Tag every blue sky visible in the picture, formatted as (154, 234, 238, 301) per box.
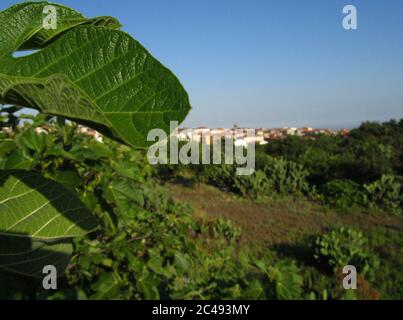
(2, 0, 403, 128)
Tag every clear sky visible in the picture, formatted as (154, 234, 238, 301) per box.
(2, 0, 403, 128)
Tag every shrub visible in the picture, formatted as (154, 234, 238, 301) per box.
(364, 175, 402, 214)
(313, 227, 379, 279)
(321, 179, 366, 210)
(202, 163, 236, 191)
(232, 157, 311, 199)
(263, 157, 310, 195)
(233, 169, 271, 198)
(254, 258, 304, 300)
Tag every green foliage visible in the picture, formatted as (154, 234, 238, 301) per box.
(313, 227, 379, 278)
(0, 114, 401, 299)
(263, 120, 403, 214)
(0, 0, 191, 280)
(364, 175, 402, 215)
(262, 156, 310, 195)
(174, 153, 311, 200)
(0, 170, 98, 239)
(155, 121, 402, 215)
(253, 258, 304, 300)
(366, 228, 403, 299)
(233, 169, 270, 198)
(202, 163, 237, 192)
(321, 179, 365, 210)
(0, 170, 98, 278)
(0, 115, 309, 299)
(0, 2, 190, 148)
(0, 2, 401, 299)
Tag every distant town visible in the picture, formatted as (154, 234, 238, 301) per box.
(174, 125, 350, 146)
(1, 124, 350, 146)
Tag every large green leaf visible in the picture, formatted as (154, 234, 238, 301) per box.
(0, 234, 72, 278)
(0, 2, 191, 148)
(0, 170, 98, 240)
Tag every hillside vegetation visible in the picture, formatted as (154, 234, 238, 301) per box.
(0, 114, 401, 300)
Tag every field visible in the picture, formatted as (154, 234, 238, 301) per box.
(166, 181, 402, 246)
(166, 178, 403, 300)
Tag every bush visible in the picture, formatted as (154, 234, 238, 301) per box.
(253, 258, 304, 300)
(263, 157, 310, 195)
(364, 175, 402, 214)
(233, 169, 270, 198)
(313, 227, 379, 279)
(321, 179, 366, 210)
(202, 163, 236, 191)
(203, 156, 311, 199)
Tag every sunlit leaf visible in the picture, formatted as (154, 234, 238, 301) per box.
(0, 2, 191, 148)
